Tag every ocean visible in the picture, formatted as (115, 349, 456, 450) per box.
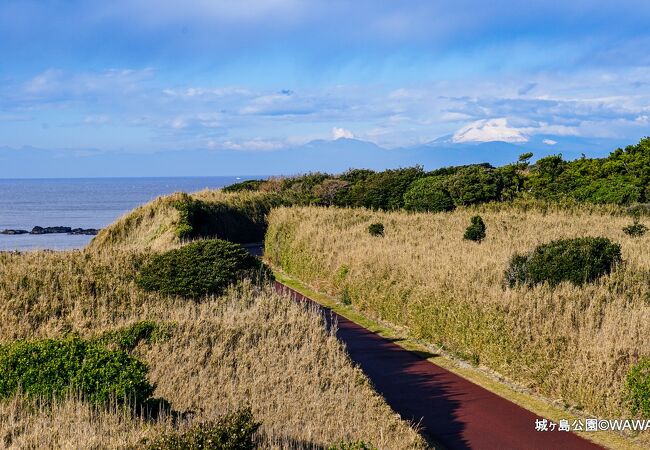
(0, 177, 252, 251)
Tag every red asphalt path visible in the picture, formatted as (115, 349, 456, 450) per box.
(274, 281, 603, 450)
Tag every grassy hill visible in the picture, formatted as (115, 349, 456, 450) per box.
(265, 204, 650, 425)
(1, 219, 425, 448)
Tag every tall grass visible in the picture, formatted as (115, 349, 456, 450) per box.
(0, 248, 425, 449)
(265, 205, 650, 419)
(89, 190, 294, 252)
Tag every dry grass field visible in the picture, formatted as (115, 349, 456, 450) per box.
(0, 245, 426, 449)
(265, 205, 650, 420)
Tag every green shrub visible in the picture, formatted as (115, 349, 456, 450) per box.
(505, 237, 622, 287)
(463, 216, 486, 242)
(94, 321, 174, 352)
(623, 221, 648, 237)
(0, 337, 154, 405)
(447, 166, 502, 206)
(136, 408, 260, 450)
(137, 239, 272, 298)
(626, 358, 650, 417)
(222, 179, 264, 193)
(403, 176, 455, 212)
(367, 223, 384, 237)
(172, 194, 286, 244)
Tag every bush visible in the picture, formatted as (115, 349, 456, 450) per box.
(222, 179, 264, 193)
(463, 216, 486, 242)
(94, 321, 174, 352)
(626, 358, 650, 417)
(446, 166, 502, 206)
(137, 240, 272, 298)
(623, 221, 648, 237)
(0, 337, 154, 405)
(505, 237, 622, 287)
(367, 223, 384, 237)
(137, 408, 260, 450)
(403, 177, 455, 212)
(339, 167, 425, 210)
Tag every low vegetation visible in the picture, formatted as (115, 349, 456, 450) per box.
(367, 223, 384, 237)
(134, 408, 260, 450)
(463, 215, 486, 242)
(136, 239, 271, 298)
(505, 237, 622, 287)
(0, 248, 425, 449)
(623, 220, 648, 237)
(0, 336, 154, 406)
(626, 358, 650, 418)
(265, 205, 650, 422)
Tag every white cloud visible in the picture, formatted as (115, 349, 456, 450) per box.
(543, 139, 558, 145)
(83, 114, 112, 125)
(212, 138, 286, 152)
(331, 127, 354, 139)
(452, 118, 528, 143)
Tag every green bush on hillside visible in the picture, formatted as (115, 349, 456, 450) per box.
(222, 179, 264, 193)
(94, 321, 174, 352)
(136, 239, 272, 298)
(0, 337, 154, 405)
(623, 221, 648, 237)
(463, 216, 486, 242)
(136, 408, 260, 450)
(338, 167, 425, 210)
(626, 358, 650, 417)
(403, 176, 455, 212)
(367, 223, 384, 237)
(447, 166, 502, 206)
(505, 237, 622, 287)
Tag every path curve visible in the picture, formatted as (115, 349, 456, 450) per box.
(275, 281, 603, 450)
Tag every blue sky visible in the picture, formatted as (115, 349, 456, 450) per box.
(1, 1, 649, 176)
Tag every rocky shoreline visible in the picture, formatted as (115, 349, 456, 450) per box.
(0, 226, 100, 236)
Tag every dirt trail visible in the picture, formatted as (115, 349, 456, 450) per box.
(275, 281, 603, 450)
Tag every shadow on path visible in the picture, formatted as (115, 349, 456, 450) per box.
(275, 281, 603, 450)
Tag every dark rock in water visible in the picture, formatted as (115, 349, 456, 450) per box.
(31, 226, 72, 234)
(2, 226, 99, 236)
(68, 228, 100, 235)
(0, 229, 29, 235)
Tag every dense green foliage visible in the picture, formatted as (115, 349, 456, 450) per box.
(0, 337, 154, 405)
(505, 237, 622, 287)
(223, 137, 650, 209)
(626, 358, 650, 417)
(221, 179, 264, 193)
(137, 240, 271, 298)
(463, 216, 486, 242)
(172, 194, 288, 243)
(367, 223, 384, 237)
(447, 166, 502, 206)
(403, 176, 455, 212)
(136, 408, 260, 450)
(337, 167, 426, 210)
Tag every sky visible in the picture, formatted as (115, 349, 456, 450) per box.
(1, 0, 649, 176)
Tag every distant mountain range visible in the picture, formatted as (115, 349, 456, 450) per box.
(0, 135, 633, 178)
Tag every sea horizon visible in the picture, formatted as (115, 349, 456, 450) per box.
(0, 176, 256, 251)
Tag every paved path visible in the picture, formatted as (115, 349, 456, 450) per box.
(275, 281, 603, 450)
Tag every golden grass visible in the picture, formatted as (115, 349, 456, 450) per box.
(88, 190, 286, 253)
(0, 248, 426, 449)
(265, 205, 650, 421)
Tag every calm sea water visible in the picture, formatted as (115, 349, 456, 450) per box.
(0, 177, 252, 251)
